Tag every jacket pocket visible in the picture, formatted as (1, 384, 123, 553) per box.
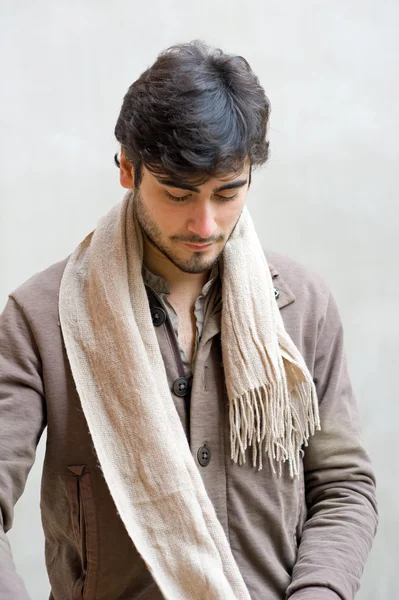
(67, 465, 99, 600)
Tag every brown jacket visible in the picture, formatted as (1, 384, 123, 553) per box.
(0, 250, 378, 600)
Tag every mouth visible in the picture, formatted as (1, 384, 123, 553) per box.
(181, 242, 214, 252)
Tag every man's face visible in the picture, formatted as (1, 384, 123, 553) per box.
(133, 164, 250, 274)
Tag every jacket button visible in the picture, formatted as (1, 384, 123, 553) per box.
(173, 377, 190, 397)
(197, 443, 211, 467)
(274, 288, 280, 299)
(151, 306, 166, 326)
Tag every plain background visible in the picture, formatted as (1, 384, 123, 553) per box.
(1, 1, 398, 598)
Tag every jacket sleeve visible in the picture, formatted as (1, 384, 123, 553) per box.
(286, 290, 378, 600)
(0, 296, 47, 599)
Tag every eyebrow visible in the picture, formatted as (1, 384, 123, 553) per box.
(156, 178, 248, 193)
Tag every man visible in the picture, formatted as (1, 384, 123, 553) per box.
(0, 41, 377, 600)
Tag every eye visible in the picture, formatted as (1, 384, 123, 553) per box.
(216, 193, 238, 201)
(165, 191, 191, 202)
(165, 191, 238, 202)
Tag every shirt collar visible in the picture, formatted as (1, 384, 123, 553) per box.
(142, 260, 220, 297)
(142, 255, 295, 311)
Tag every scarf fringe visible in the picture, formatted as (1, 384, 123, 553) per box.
(229, 379, 320, 476)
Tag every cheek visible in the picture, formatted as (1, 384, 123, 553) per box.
(219, 202, 245, 229)
(158, 205, 187, 237)
(145, 197, 174, 228)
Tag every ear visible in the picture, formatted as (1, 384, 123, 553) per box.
(119, 150, 135, 189)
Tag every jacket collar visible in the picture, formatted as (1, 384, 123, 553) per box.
(268, 262, 296, 310)
(217, 252, 295, 311)
(197, 261, 296, 348)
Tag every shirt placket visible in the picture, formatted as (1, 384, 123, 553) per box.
(145, 285, 192, 446)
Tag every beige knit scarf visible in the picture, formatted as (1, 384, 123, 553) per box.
(59, 189, 320, 599)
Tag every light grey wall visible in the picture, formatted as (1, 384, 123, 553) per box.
(1, 1, 397, 598)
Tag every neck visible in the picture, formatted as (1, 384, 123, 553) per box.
(142, 235, 210, 301)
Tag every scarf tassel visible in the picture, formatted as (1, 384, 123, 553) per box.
(229, 379, 320, 476)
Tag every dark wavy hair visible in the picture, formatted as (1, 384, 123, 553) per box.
(114, 40, 271, 186)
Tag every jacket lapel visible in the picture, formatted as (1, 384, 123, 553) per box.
(268, 262, 296, 310)
(201, 261, 296, 346)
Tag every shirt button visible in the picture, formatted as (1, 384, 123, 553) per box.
(197, 443, 211, 467)
(173, 377, 190, 397)
(274, 288, 280, 300)
(151, 306, 166, 327)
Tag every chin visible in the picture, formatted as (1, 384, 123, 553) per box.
(174, 256, 216, 275)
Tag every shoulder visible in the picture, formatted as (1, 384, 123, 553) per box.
(265, 249, 332, 311)
(264, 250, 342, 370)
(9, 256, 70, 318)
(264, 250, 338, 346)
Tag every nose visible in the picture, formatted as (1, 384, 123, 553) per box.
(187, 202, 217, 240)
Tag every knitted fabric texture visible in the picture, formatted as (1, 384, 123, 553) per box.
(59, 190, 320, 599)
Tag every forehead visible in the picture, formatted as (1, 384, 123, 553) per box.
(146, 162, 250, 188)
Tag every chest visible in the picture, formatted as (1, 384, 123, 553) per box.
(168, 296, 197, 363)
(177, 307, 197, 362)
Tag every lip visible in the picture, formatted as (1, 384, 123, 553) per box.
(181, 242, 213, 251)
